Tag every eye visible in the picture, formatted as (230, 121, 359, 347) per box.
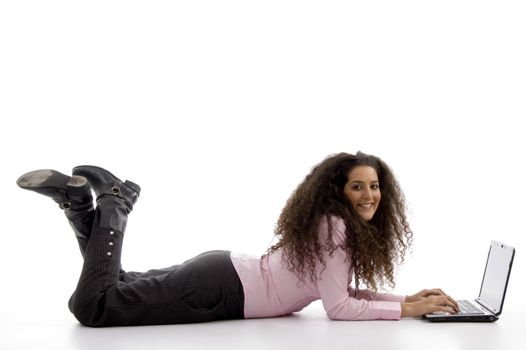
(371, 184, 380, 190)
(351, 184, 362, 191)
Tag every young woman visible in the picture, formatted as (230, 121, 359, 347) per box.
(16, 152, 458, 327)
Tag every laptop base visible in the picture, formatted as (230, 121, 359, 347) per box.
(424, 314, 498, 322)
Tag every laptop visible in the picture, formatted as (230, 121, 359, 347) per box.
(424, 240, 515, 322)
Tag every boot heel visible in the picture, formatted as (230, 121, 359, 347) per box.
(67, 176, 89, 188)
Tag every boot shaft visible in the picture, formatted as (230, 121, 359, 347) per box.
(72, 165, 140, 212)
(72, 165, 141, 233)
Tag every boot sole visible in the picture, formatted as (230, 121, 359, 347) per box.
(17, 169, 88, 189)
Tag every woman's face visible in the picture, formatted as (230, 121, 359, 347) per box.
(343, 165, 381, 221)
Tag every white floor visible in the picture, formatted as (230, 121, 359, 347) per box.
(2, 300, 525, 350)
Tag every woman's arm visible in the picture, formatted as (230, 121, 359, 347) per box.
(316, 217, 402, 320)
(348, 288, 458, 304)
(347, 287, 406, 303)
(317, 246, 403, 320)
(316, 218, 459, 319)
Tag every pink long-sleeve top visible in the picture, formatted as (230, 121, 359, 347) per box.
(230, 216, 405, 320)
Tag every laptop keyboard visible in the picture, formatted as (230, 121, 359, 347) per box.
(457, 300, 485, 315)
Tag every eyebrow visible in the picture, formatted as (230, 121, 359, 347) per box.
(351, 180, 379, 184)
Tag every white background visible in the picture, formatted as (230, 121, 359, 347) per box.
(1, 1, 525, 348)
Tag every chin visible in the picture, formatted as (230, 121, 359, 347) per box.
(359, 212, 377, 221)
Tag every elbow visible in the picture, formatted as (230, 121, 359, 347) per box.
(327, 312, 343, 321)
(326, 309, 338, 320)
(325, 307, 349, 321)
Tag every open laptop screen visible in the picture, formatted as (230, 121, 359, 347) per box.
(477, 241, 515, 315)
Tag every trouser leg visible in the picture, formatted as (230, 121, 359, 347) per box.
(69, 220, 244, 327)
(64, 207, 94, 257)
(67, 166, 139, 326)
(67, 195, 128, 326)
(68, 166, 244, 327)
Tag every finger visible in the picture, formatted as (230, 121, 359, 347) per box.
(431, 300, 457, 314)
(431, 288, 446, 296)
(446, 295, 460, 312)
(424, 288, 446, 297)
(440, 297, 459, 313)
(436, 306, 454, 314)
(444, 304, 458, 314)
(431, 295, 457, 310)
(431, 290, 460, 311)
(436, 293, 459, 311)
(428, 295, 446, 303)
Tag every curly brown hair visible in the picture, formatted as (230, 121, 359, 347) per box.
(268, 152, 412, 291)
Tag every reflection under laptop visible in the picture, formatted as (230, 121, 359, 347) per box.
(424, 240, 515, 322)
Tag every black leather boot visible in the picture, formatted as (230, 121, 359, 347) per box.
(68, 166, 140, 326)
(17, 169, 94, 256)
(72, 165, 140, 231)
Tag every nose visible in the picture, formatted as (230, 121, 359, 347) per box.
(362, 187, 373, 199)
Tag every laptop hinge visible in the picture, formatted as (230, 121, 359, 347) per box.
(475, 298, 497, 315)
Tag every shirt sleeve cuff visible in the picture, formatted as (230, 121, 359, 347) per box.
(372, 301, 402, 320)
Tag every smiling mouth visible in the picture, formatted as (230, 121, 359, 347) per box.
(357, 203, 374, 210)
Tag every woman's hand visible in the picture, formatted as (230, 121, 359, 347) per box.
(406, 288, 453, 303)
(401, 289, 459, 318)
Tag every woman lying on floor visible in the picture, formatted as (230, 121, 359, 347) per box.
(16, 152, 458, 327)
